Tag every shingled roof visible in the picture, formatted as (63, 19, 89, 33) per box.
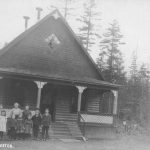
(0, 10, 119, 89)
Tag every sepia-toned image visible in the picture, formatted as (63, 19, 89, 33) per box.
(0, 0, 150, 149)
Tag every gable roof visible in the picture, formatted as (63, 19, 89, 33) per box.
(0, 9, 118, 89)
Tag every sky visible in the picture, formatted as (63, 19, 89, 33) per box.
(0, 0, 150, 71)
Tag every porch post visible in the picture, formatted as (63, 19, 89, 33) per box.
(34, 81, 47, 108)
(76, 86, 86, 112)
(112, 90, 118, 115)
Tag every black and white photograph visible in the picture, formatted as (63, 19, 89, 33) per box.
(0, 0, 150, 149)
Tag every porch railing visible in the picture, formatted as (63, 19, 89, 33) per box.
(79, 112, 114, 125)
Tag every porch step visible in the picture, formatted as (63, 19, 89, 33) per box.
(53, 100, 84, 140)
(56, 106, 70, 109)
(56, 112, 77, 116)
(56, 113, 78, 122)
(66, 122, 83, 139)
(56, 110, 70, 113)
(51, 121, 84, 140)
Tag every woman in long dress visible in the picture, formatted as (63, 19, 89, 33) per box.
(10, 103, 22, 119)
(10, 102, 23, 139)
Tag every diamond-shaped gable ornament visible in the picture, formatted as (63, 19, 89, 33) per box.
(45, 34, 60, 48)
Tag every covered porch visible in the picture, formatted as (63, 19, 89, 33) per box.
(0, 73, 119, 139)
(0, 75, 118, 117)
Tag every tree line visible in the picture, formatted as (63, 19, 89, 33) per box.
(53, 0, 150, 126)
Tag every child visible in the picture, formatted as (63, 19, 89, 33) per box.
(0, 105, 7, 140)
(22, 105, 31, 120)
(41, 109, 51, 141)
(32, 108, 41, 140)
(24, 114, 32, 139)
(7, 114, 17, 140)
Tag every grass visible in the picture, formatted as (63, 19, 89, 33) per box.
(1, 135, 150, 150)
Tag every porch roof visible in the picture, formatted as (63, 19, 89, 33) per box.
(0, 67, 119, 90)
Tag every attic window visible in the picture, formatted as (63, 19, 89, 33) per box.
(45, 34, 60, 48)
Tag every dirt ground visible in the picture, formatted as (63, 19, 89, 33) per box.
(0, 135, 150, 150)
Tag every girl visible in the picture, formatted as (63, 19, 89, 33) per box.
(32, 108, 41, 140)
(0, 105, 7, 140)
(41, 108, 51, 141)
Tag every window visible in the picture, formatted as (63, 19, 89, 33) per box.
(45, 34, 60, 49)
(101, 91, 114, 114)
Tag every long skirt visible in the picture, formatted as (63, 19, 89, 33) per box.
(16, 120, 24, 133)
(24, 124, 32, 134)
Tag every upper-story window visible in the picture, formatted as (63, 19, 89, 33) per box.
(45, 34, 60, 49)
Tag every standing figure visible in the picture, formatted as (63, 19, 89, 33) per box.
(22, 105, 31, 120)
(41, 108, 51, 141)
(24, 114, 33, 139)
(32, 108, 41, 140)
(7, 114, 17, 140)
(0, 104, 7, 140)
(10, 102, 22, 119)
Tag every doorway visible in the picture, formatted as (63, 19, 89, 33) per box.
(40, 84, 57, 121)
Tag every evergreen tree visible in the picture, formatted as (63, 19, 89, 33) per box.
(62, 0, 78, 20)
(125, 62, 150, 123)
(49, 0, 77, 20)
(130, 49, 138, 83)
(97, 19, 126, 84)
(138, 63, 150, 126)
(77, 0, 101, 52)
(138, 63, 150, 80)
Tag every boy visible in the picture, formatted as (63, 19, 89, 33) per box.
(24, 114, 32, 139)
(22, 105, 31, 120)
(41, 109, 51, 141)
(32, 108, 41, 140)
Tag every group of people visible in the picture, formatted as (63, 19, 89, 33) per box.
(0, 102, 51, 141)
